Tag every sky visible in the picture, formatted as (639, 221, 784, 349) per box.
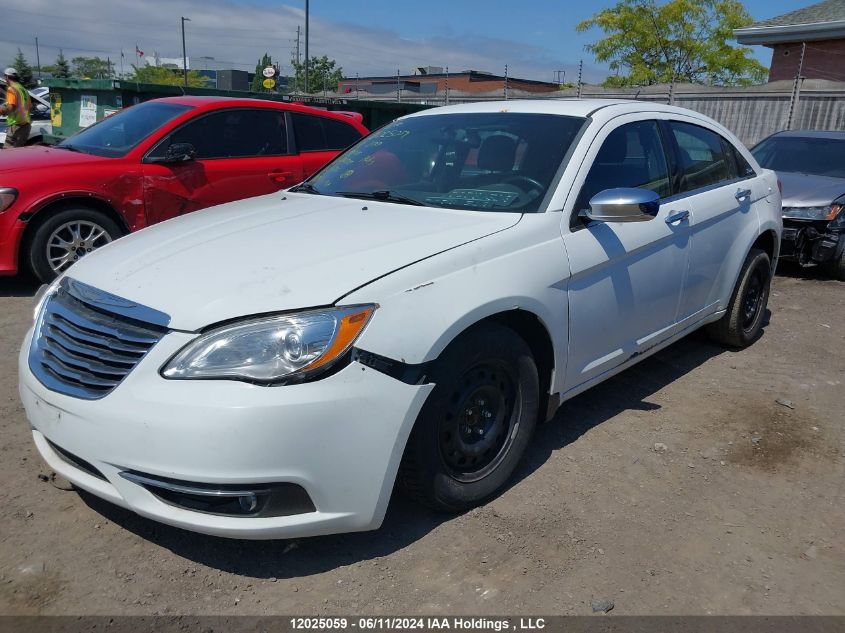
(1, 0, 809, 85)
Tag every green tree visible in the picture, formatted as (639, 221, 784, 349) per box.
(576, 0, 767, 86)
(290, 55, 343, 94)
(71, 56, 115, 79)
(43, 50, 71, 79)
(251, 53, 276, 92)
(10, 48, 35, 88)
(128, 64, 209, 88)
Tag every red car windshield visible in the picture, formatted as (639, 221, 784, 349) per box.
(58, 101, 192, 158)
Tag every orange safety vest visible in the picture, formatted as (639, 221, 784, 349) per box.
(5, 81, 31, 126)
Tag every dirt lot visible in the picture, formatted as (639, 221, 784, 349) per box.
(0, 266, 843, 616)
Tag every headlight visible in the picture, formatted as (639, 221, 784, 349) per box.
(161, 305, 376, 383)
(783, 203, 841, 221)
(0, 187, 17, 213)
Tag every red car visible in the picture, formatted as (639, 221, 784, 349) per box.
(0, 96, 368, 282)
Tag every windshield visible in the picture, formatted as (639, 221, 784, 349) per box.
(752, 136, 845, 179)
(58, 101, 192, 158)
(307, 112, 586, 212)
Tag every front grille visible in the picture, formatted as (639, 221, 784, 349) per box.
(29, 279, 169, 400)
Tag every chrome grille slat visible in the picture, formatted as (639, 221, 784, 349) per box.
(29, 279, 169, 400)
(46, 314, 149, 355)
(48, 299, 162, 345)
(43, 326, 138, 366)
(40, 342, 131, 377)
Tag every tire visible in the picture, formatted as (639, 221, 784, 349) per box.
(398, 323, 539, 512)
(822, 249, 845, 281)
(25, 207, 123, 283)
(706, 248, 772, 348)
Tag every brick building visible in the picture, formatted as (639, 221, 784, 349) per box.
(337, 68, 560, 96)
(734, 0, 845, 82)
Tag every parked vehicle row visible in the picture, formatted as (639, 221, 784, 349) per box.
(0, 97, 368, 282)
(18, 99, 781, 539)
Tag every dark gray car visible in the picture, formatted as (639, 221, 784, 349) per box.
(752, 130, 845, 279)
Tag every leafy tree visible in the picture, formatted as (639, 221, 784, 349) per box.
(290, 55, 343, 94)
(251, 53, 276, 92)
(128, 64, 209, 88)
(10, 48, 35, 88)
(71, 56, 115, 79)
(576, 0, 767, 86)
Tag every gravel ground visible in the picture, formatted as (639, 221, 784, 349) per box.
(0, 265, 843, 615)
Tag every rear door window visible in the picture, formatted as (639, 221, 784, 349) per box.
(292, 113, 362, 152)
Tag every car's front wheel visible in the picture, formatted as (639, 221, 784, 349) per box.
(399, 323, 539, 511)
(706, 248, 772, 348)
(26, 207, 122, 283)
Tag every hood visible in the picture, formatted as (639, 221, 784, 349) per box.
(777, 171, 845, 208)
(67, 192, 521, 330)
(0, 145, 108, 174)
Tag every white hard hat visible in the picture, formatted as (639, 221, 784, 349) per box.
(4, 67, 19, 78)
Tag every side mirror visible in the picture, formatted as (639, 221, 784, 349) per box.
(584, 188, 660, 223)
(148, 142, 196, 164)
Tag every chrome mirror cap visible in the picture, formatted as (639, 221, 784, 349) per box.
(585, 188, 660, 223)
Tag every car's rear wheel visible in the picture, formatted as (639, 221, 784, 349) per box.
(706, 248, 771, 348)
(398, 323, 539, 511)
(26, 208, 122, 283)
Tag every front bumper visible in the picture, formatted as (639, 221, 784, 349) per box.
(781, 219, 843, 266)
(19, 327, 433, 539)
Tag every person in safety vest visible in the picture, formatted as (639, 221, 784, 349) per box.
(1, 68, 32, 148)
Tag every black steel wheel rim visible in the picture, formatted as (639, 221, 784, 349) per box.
(438, 360, 519, 483)
(742, 266, 765, 331)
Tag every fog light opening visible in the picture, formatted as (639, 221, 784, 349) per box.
(239, 493, 259, 513)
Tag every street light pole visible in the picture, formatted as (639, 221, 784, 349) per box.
(304, 0, 309, 93)
(181, 16, 190, 89)
(35, 37, 42, 79)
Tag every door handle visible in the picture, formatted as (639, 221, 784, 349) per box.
(268, 170, 295, 183)
(665, 210, 690, 225)
(735, 188, 752, 201)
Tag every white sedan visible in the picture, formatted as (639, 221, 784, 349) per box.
(19, 100, 781, 539)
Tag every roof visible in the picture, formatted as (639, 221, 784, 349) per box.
(735, 0, 845, 45)
(147, 96, 367, 125)
(770, 129, 845, 140)
(404, 99, 729, 129)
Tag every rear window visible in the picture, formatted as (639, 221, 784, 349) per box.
(292, 113, 362, 152)
(752, 136, 845, 179)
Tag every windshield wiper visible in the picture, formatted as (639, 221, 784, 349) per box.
(55, 143, 85, 153)
(335, 190, 425, 206)
(290, 182, 321, 194)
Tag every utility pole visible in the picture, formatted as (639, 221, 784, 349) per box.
(397, 68, 401, 102)
(304, 0, 310, 93)
(181, 16, 190, 89)
(576, 59, 583, 98)
(504, 64, 509, 100)
(35, 37, 42, 79)
(355, 72, 359, 100)
(787, 42, 806, 130)
(295, 25, 301, 65)
(445, 66, 449, 105)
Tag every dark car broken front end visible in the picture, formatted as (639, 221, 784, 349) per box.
(780, 198, 845, 267)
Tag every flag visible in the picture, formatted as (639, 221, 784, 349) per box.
(135, 45, 144, 57)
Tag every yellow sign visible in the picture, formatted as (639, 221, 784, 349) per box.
(51, 94, 62, 127)
(262, 78, 276, 89)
